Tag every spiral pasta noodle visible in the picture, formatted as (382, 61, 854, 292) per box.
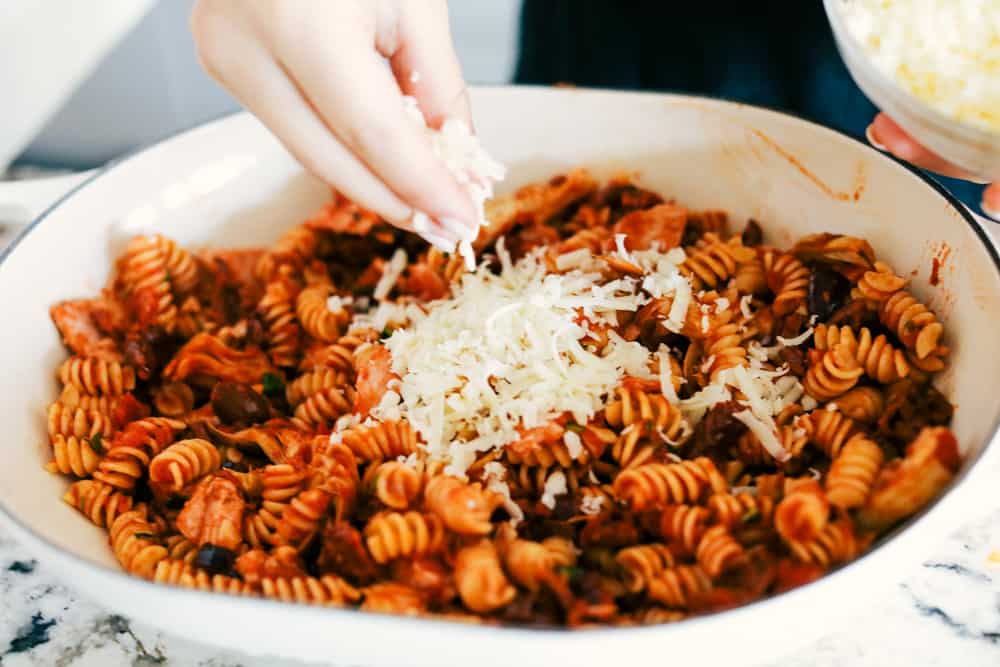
(775, 480, 830, 544)
(286, 368, 349, 406)
(813, 324, 909, 384)
(59, 357, 136, 396)
(364, 511, 445, 563)
(681, 234, 739, 289)
(454, 540, 517, 613)
(93, 418, 185, 491)
(613, 458, 724, 511)
(109, 510, 169, 579)
(832, 387, 884, 424)
(370, 461, 422, 509)
(338, 419, 418, 462)
(291, 386, 354, 430)
(803, 344, 863, 401)
(296, 284, 351, 343)
(825, 435, 884, 508)
(46, 435, 103, 478)
(707, 492, 774, 529)
(148, 438, 221, 493)
(695, 525, 745, 578)
(657, 504, 710, 554)
(647, 565, 713, 609)
(47, 402, 113, 442)
(40, 171, 961, 628)
(425, 475, 502, 535)
(261, 575, 361, 606)
(853, 261, 906, 306)
(616, 544, 676, 593)
(879, 290, 946, 362)
(120, 235, 177, 331)
(63, 479, 133, 528)
(762, 250, 810, 315)
(258, 275, 301, 368)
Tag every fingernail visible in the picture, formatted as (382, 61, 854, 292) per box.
(411, 211, 432, 234)
(441, 217, 479, 242)
(422, 229, 457, 252)
(865, 124, 887, 152)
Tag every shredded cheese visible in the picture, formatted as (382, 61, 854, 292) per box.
(402, 96, 506, 270)
(734, 409, 791, 463)
(580, 494, 605, 515)
(482, 461, 523, 524)
(540, 470, 568, 510)
(373, 249, 408, 302)
(375, 245, 671, 476)
(563, 430, 583, 460)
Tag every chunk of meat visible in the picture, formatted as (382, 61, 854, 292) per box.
(50, 299, 120, 358)
(857, 427, 959, 531)
(317, 521, 378, 584)
(612, 203, 688, 251)
(478, 168, 598, 249)
(353, 344, 397, 417)
(176, 475, 246, 550)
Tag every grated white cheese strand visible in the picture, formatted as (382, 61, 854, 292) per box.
(656, 345, 679, 404)
(540, 471, 568, 510)
(580, 494, 605, 515)
(563, 430, 583, 460)
(402, 96, 506, 270)
(733, 409, 790, 463)
(482, 462, 524, 524)
(776, 327, 814, 348)
(373, 249, 408, 302)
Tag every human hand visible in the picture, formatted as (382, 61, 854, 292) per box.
(191, 0, 478, 247)
(867, 113, 999, 219)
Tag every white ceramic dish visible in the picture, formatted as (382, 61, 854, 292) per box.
(824, 0, 1000, 182)
(1, 87, 1000, 667)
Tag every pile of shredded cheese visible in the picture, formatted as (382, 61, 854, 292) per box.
(403, 96, 507, 269)
(841, 0, 1000, 133)
(347, 237, 814, 479)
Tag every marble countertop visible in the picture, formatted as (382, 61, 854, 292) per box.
(1, 509, 998, 667)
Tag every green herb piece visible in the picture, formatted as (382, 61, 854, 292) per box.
(261, 372, 284, 397)
(558, 565, 583, 581)
(89, 433, 104, 454)
(741, 507, 761, 524)
(565, 423, 585, 433)
(380, 328, 393, 340)
(132, 532, 155, 540)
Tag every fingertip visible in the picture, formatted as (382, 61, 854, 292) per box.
(983, 184, 1000, 220)
(865, 124, 887, 152)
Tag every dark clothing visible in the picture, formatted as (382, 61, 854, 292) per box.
(515, 1, 981, 210)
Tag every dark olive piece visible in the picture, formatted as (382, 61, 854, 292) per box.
(741, 219, 764, 246)
(210, 382, 271, 425)
(194, 544, 236, 575)
(807, 267, 850, 320)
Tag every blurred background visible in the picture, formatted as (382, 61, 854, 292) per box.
(8, 0, 521, 170)
(1, 0, 986, 215)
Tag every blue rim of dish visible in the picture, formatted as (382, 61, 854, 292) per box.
(1, 86, 999, 637)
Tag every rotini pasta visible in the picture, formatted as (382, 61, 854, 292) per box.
(41, 172, 960, 627)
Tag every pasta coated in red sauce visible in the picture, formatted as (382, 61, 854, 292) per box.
(46, 170, 959, 626)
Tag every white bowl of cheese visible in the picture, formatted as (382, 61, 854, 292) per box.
(825, 0, 1000, 181)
